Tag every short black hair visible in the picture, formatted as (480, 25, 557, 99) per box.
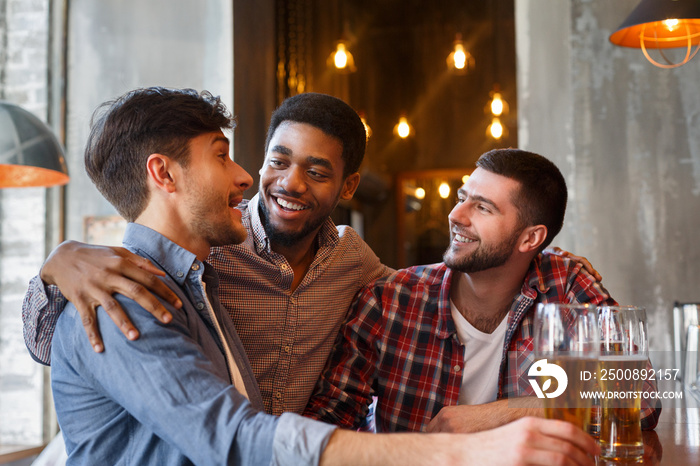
(264, 93, 366, 178)
(84, 87, 234, 221)
(476, 148, 567, 251)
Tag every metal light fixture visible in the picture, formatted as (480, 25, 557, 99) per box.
(0, 101, 69, 188)
(610, 0, 700, 69)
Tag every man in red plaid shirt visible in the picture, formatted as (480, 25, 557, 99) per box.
(304, 148, 661, 433)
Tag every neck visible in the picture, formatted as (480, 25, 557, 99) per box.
(449, 256, 533, 333)
(136, 206, 210, 262)
(270, 231, 320, 291)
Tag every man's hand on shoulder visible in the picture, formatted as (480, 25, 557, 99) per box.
(544, 247, 603, 282)
(41, 240, 181, 352)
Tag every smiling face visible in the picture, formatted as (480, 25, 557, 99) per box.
(258, 121, 359, 248)
(443, 167, 526, 273)
(180, 131, 253, 248)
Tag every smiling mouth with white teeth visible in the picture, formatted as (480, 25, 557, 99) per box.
(275, 197, 308, 211)
(454, 233, 477, 243)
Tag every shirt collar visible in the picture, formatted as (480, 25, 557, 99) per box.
(122, 222, 200, 287)
(246, 193, 340, 255)
(436, 264, 457, 340)
(522, 254, 550, 299)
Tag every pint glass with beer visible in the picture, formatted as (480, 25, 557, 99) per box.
(533, 303, 600, 432)
(598, 306, 648, 460)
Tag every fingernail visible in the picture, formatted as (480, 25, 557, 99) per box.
(127, 329, 138, 340)
(162, 313, 172, 323)
(94, 344, 104, 352)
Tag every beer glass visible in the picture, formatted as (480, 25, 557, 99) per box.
(533, 303, 599, 432)
(598, 305, 648, 460)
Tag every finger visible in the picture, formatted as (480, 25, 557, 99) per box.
(110, 277, 175, 323)
(582, 260, 602, 282)
(120, 249, 167, 276)
(523, 436, 595, 466)
(119, 263, 181, 312)
(98, 292, 140, 341)
(73, 298, 104, 353)
(536, 420, 600, 457)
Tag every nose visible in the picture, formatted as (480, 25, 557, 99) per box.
(448, 201, 470, 227)
(278, 165, 307, 195)
(231, 162, 253, 191)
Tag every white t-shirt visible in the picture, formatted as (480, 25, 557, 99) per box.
(450, 300, 508, 405)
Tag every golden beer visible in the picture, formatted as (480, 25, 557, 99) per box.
(598, 356, 646, 460)
(540, 356, 597, 432)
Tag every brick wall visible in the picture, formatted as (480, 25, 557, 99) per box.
(0, 0, 50, 446)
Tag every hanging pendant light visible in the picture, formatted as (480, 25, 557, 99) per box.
(394, 116, 413, 139)
(0, 101, 69, 188)
(328, 40, 357, 73)
(609, 0, 700, 69)
(486, 85, 509, 117)
(487, 117, 505, 140)
(446, 34, 475, 74)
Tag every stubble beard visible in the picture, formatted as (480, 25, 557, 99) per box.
(258, 196, 330, 248)
(443, 229, 521, 273)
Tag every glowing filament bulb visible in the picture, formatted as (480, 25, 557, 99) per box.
(489, 117, 504, 139)
(397, 117, 411, 138)
(461, 174, 470, 184)
(453, 44, 467, 70)
(415, 187, 426, 200)
(334, 43, 348, 69)
(663, 18, 680, 32)
(490, 93, 504, 116)
(438, 182, 451, 199)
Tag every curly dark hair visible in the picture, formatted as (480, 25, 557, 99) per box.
(264, 93, 366, 178)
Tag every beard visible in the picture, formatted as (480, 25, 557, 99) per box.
(443, 228, 522, 273)
(258, 196, 330, 248)
(185, 186, 247, 248)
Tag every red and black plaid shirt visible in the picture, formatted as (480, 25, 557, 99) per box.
(304, 254, 661, 432)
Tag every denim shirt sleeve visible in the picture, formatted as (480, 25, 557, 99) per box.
(22, 274, 66, 365)
(272, 413, 337, 466)
(52, 296, 284, 465)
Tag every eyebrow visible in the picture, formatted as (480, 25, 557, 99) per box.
(270, 144, 292, 156)
(213, 135, 230, 146)
(269, 145, 335, 171)
(457, 188, 501, 213)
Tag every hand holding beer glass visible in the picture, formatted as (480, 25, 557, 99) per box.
(533, 303, 600, 433)
(598, 305, 648, 460)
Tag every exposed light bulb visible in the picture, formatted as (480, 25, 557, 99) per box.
(415, 187, 426, 200)
(453, 44, 467, 70)
(490, 93, 504, 116)
(334, 43, 348, 69)
(438, 182, 451, 199)
(488, 117, 504, 139)
(663, 18, 680, 32)
(396, 117, 411, 138)
(461, 174, 470, 184)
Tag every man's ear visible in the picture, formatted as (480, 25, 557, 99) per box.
(518, 225, 548, 253)
(146, 153, 177, 193)
(340, 172, 361, 200)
